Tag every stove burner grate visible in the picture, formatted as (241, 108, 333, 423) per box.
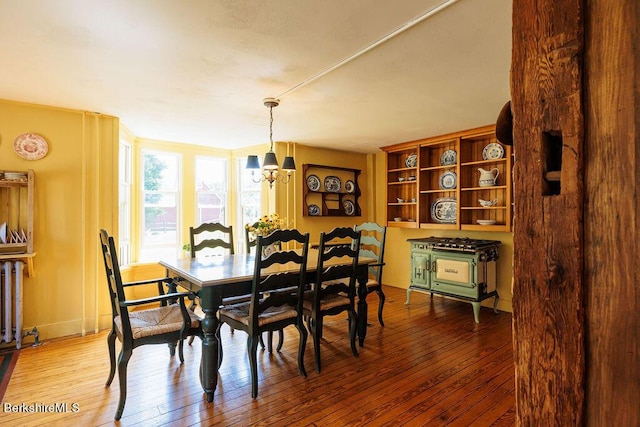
(422, 237, 501, 251)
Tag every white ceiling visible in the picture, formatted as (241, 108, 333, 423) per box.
(0, 0, 512, 153)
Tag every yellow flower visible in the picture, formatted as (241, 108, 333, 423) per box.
(245, 214, 286, 237)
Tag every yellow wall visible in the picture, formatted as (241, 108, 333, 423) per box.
(0, 99, 118, 341)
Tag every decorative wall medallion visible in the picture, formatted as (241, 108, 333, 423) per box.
(14, 133, 48, 160)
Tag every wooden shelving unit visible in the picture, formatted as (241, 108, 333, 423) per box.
(381, 125, 513, 232)
(0, 169, 35, 276)
(303, 164, 361, 217)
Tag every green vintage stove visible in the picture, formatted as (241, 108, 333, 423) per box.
(405, 237, 501, 323)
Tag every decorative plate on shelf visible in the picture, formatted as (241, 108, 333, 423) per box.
(13, 133, 48, 160)
(3, 172, 27, 181)
(405, 154, 418, 168)
(308, 204, 321, 216)
(306, 174, 321, 191)
(324, 175, 341, 192)
(344, 180, 355, 193)
(477, 219, 497, 225)
(431, 197, 457, 224)
(440, 149, 457, 166)
(482, 143, 505, 160)
(438, 171, 457, 189)
(343, 199, 355, 216)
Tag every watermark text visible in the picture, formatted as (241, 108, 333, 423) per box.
(3, 402, 80, 413)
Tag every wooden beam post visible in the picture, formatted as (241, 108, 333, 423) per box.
(584, 1, 640, 424)
(511, 0, 585, 424)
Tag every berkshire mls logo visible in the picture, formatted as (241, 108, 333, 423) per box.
(3, 402, 80, 413)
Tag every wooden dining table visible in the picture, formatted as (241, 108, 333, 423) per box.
(159, 249, 375, 402)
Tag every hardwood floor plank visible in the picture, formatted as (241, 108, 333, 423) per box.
(0, 287, 514, 426)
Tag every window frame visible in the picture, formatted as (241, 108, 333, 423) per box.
(138, 149, 182, 263)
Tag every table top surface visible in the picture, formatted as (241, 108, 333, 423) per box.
(159, 249, 375, 287)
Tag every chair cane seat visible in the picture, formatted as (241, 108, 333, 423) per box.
(220, 302, 297, 327)
(303, 290, 350, 312)
(115, 305, 201, 339)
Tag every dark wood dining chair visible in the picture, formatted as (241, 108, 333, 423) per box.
(245, 226, 257, 254)
(99, 229, 202, 420)
(190, 222, 235, 257)
(218, 229, 310, 398)
(245, 226, 285, 352)
(303, 226, 361, 373)
(354, 221, 387, 326)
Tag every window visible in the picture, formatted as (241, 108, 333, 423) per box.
(237, 158, 262, 253)
(195, 157, 228, 225)
(140, 151, 181, 262)
(118, 140, 132, 265)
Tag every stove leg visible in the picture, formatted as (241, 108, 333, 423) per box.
(471, 302, 481, 323)
(404, 288, 412, 305)
(493, 294, 500, 313)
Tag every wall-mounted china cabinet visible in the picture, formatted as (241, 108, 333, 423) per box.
(303, 164, 361, 217)
(382, 125, 513, 232)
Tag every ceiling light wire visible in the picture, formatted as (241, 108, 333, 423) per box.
(276, 0, 460, 99)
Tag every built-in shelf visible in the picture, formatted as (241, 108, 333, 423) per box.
(382, 125, 513, 231)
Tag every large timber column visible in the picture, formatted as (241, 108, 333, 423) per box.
(512, 0, 640, 425)
(511, 0, 585, 424)
(584, 1, 639, 425)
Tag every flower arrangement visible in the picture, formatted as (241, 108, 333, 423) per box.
(245, 213, 286, 238)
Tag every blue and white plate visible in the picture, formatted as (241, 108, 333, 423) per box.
(431, 198, 457, 224)
(343, 200, 355, 216)
(440, 149, 457, 166)
(482, 143, 504, 160)
(439, 171, 457, 189)
(306, 174, 321, 191)
(405, 154, 418, 168)
(344, 180, 355, 193)
(324, 176, 341, 192)
(308, 204, 320, 216)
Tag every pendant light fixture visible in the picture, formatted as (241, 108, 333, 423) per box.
(246, 98, 296, 188)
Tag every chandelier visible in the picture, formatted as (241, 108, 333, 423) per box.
(246, 98, 296, 188)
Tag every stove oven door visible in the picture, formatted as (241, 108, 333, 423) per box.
(430, 251, 479, 299)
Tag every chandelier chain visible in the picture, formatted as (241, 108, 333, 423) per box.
(269, 105, 274, 150)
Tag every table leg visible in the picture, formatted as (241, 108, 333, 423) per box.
(356, 266, 368, 347)
(198, 287, 219, 402)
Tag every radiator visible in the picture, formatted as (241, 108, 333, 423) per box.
(1, 260, 24, 349)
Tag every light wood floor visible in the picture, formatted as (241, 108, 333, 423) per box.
(0, 286, 515, 426)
